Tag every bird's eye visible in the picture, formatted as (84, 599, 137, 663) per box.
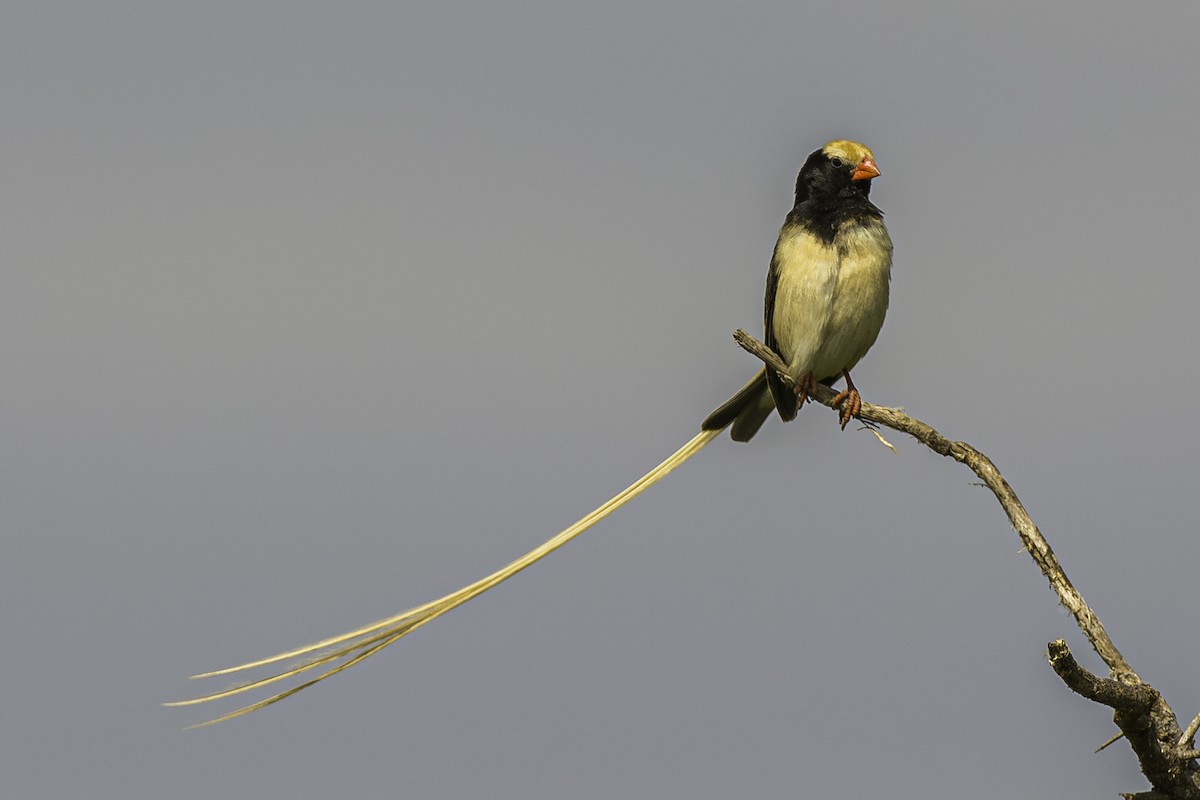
(830, 157, 846, 167)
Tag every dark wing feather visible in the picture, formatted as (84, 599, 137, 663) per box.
(763, 254, 798, 421)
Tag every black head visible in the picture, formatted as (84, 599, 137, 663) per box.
(793, 140, 880, 207)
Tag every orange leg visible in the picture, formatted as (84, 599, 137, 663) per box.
(794, 371, 817, 409)
(830, 370, 862, 430)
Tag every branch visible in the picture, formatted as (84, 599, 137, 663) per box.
(1048, 640, 1198, 794)
(732, 329, 1200, 797)
(734, 329, 1130, 676)
(1047, 640, 1156, 711)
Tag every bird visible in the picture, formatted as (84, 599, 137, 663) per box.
(702, 139, 892, 440)
(168, 139, 892, 725)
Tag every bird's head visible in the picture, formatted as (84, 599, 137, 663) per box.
(794, 140, 880, 205)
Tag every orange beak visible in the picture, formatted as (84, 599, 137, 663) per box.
(850, 157, 880, 181)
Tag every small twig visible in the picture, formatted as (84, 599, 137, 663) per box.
(862, 426, 896, 452)
(1097, 731, 1127, 753)
(1180, 711, 1200, 749)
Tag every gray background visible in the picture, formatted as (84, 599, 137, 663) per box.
(6, 2, 1200, 798)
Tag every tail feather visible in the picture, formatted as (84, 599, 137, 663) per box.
(167, 428, 724, 725)
(702, 368, 775, 442)
(730, 393, 775, 442)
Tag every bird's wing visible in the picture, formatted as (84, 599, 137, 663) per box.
(762, 254, 797, 421)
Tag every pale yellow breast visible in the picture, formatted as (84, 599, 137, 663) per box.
(817, 220, 892, 378)
(771, 219, 892, 382)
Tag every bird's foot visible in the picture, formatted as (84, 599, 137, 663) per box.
(831, 387, 862, 430)
(794, 372, 817, 407)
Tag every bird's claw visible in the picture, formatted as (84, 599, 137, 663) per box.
(794, 372, 817, 407)
(831, 388, 862, 430)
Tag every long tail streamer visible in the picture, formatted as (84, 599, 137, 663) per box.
(167, 427, 724, 725)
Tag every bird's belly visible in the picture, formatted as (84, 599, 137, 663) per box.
(810, 277, 888, 379)
(773, 221, 891, 382)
